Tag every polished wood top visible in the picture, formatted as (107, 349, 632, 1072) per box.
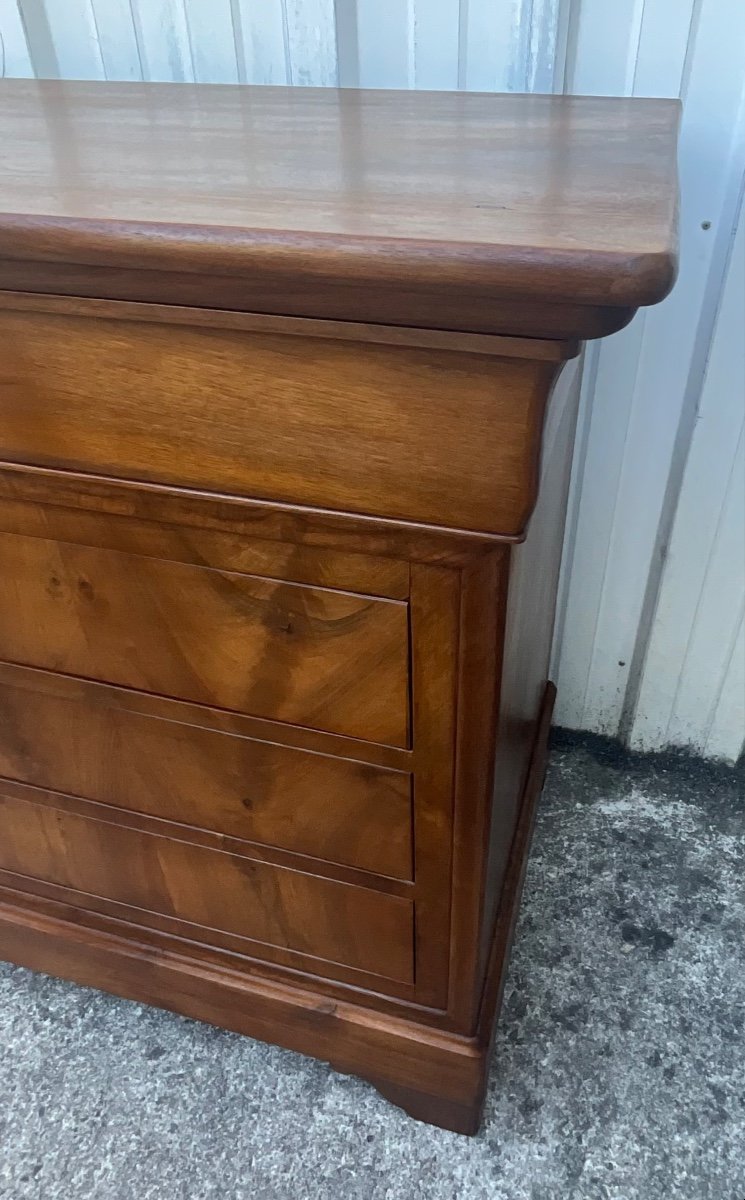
(0, 81, 679, 335)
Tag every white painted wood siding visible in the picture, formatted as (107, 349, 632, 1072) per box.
(1, 0, 742, 762)
(1, 0, 569, 91)
(553, 0, 745, 763)
(629, 191, 745, 761)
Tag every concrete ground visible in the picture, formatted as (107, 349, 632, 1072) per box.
(0, 734, 743, 1200)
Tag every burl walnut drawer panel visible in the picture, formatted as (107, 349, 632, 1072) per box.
(0, 667, 412, 879)
(0, 531, 409, 746)
(0, 790, 414, 983)
(0, 310, 554, 536)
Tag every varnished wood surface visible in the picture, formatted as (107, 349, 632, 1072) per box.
(447, 549, 508, 1028)
(0, 82, 678, 337)
(480, 368, 581, 977)
(0, 531, 410, 746)
(0, 884, 484, 1104)
(0, 662, 411, 775)
(0, 292, 578, 362)
(0, 461, 502, 566)
(406, 564, 461, 1009)
(0, 789, 415, 983)
(0, 668, 413, 881)
(1, 307, 558, 537)
(0, 493, 410, 598)
(0, 683, 554, 1135)
(0, 78, 681, 1132)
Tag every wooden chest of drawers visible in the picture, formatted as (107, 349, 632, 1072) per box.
(0, 81, 678, 1133)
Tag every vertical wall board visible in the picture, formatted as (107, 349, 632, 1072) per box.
(506, 0, 562, 93)
(554, 0, 745, 756)
(705, 616, 745, 764)
(355, 0, 411, 88)
(411, 0, 460, 90)
(90, 0, 143, 80)
(233, 0, 289, 85)
(630, 198, 745, 761)
(483, 0, 568, 94)
(505, 0, 531, 92)
(556, 0, 692, 733)
(596, 0, 745, 740)
(334, 0, 359, 87)
(0, 0, 34, 77)
(285, 0, 337, 86)
(461, 0, 519, 92)
(5, 0, 564, 95)
(182, 0, 239, 84)
(552, 318, 648, 729)
(633, 0, 697, 96)
(525, 0, 570, 92)
(564, 0, 646, 95)
(130, 0, 195, 82)
(19, 0, 105, 79)
(664, 429, 745, 756)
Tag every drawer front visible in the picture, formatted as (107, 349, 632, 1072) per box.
(0, 531, 409, 746)
(0, 669, 412, 879)
(0, 789, 414, 984)
(0, 308, 553, 536)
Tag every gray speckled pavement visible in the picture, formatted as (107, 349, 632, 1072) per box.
(1, 735, 743, 1200)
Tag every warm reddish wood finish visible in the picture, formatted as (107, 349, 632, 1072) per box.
(0, 490, 410, 597)
(0, 788, 415, 984)
(0, 664, 412, 880)
(0, 81, 678, 338)
(0, 81, 678, 1133)
(1, 306, 559, 536)
(0, 531, 409, 746)
(0, 292, 576, 363)
(0, 461, 496, 567)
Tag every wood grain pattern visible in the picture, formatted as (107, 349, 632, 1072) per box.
(0, 493, 410, 598)
(0, 291, 578, 363)
(447, 548, 508, 1030)
(0, 662, 410, 775)
(0, 790, 415, 983)
(0, 782, 424, 1005)
(0, 531, 410, 746)
(0, 461, 498, 567)
(0, 684, 553, 1135)
(0, 307, 558, 536)
(0, 775, 412, 903)
(407, 563, 461, 1009)
(0, 82, 679, 337)
(480, 364, 582, 975)
(0, 79, 680, 1133)
(0, 883, 483, 1110)
(0, 671, 413, 880)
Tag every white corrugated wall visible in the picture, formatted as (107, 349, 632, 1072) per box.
(552, 0, 745, 765)
(1, 0, 743, 764)
(0, 0, 569, 90)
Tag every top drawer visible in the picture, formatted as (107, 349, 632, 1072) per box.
(0, 306, 556, 536)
